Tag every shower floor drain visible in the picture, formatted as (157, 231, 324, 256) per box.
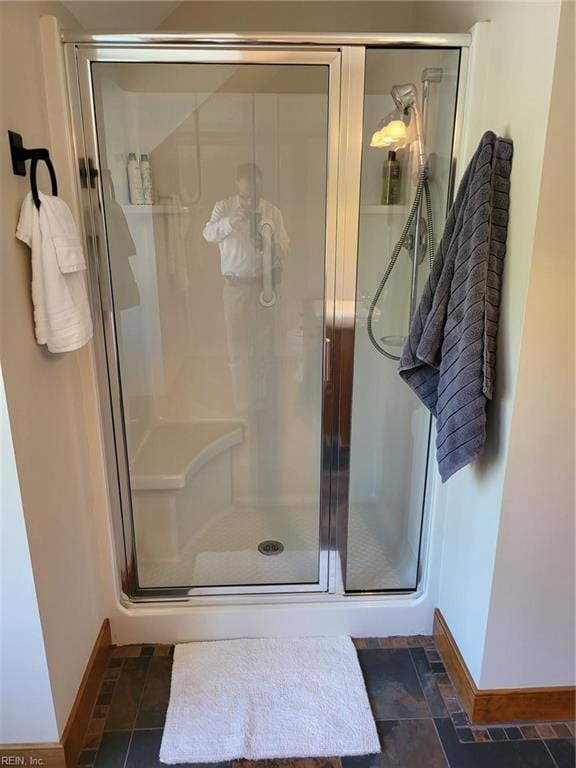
(258, 540, 284, 556)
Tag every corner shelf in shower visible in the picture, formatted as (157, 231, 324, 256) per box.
(130, 421, 244, 491)
(121, 204, 191, 215)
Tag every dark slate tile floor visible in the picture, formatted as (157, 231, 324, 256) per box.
(77, 637, 575, 768)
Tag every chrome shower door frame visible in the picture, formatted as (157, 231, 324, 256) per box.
(64, 34, 470, 603)
(68, 43, 342, 598)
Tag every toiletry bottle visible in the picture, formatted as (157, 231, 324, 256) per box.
(382, 150, 401, 205)
(140, 153, 153, 204)
(395, 148, 408, 204)
(127, 153, 144, 205)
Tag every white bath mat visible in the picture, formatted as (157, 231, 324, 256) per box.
(159, 636, 380, 763)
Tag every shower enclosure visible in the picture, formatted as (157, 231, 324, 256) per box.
(65, 34, 466, 600)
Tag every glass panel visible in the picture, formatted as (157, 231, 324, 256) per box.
(346, 48, 460, 591)
(91, 62, 330, 589)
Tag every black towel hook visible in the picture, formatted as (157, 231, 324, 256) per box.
(8, 130, 58, 210)
(30, 154, 58, 210)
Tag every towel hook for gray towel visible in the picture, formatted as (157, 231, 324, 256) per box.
(8, 130, 58, 210)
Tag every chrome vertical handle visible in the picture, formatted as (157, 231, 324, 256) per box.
(89, 233, 112, 312)
(259, 220, 276, 307)
(324, 337, 332, 382)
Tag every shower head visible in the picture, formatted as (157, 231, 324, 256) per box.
(390, 82, 426, 167)
(391, 83, 419, 114)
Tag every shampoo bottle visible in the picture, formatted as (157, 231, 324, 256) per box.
(140, 153, 154, 204)
(381, 150, 401, 205)
(127, 153, 144, 205)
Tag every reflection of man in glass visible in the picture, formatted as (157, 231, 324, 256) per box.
(203, 163, 289, 413)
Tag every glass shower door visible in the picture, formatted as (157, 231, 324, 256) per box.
(345, 47, 461, 591)
(84, 50, 339, 594)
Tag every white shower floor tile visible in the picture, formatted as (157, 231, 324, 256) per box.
(137, 502, 413, 591)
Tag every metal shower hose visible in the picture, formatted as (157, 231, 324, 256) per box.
(367, 163, 435, 361)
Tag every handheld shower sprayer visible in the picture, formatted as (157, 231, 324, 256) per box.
(366, 69, 442, 361)
(390, 83, 426, 168)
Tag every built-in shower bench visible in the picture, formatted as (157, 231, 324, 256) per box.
(131, 421, 243, 491)
(130, 421, 244, 562)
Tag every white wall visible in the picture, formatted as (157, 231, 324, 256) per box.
(0, 2, 107, 738)
(160, 1, 420, 32)
(479, 0, 575, 689)
(430, 1, 563, 686)
(0, 368, 58, 743)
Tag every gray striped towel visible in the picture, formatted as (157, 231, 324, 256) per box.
(399, 131, 513, 482)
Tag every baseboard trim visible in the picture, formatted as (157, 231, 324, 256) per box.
(0, 743, 66, 767)
(61, 618, 112, 767)
(434, 609, 576, 724)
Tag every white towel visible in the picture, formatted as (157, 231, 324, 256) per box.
(16, 192, 93, 353)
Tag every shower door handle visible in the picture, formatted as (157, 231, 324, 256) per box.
(88, 233, 112, 312)
(323, 337, 332, 382)
(79, 157, 99, 188)
(259, 220, 276, 307)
